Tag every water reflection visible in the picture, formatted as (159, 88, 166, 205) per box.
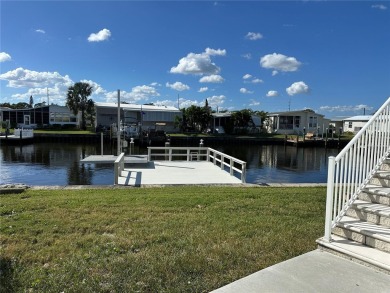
(215, 144, 339, 184)
(0, 142, 339, 185)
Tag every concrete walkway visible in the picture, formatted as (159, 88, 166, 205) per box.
(211, 249, 390, 293)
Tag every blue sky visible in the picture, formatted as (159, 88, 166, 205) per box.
(1, 1, 389, 118)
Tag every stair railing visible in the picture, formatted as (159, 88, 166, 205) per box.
(324, 97, 390, 242)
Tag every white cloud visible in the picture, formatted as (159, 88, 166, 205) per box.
(260, 53, 302, 74)
(80, 79, 107, 96)
(319, 104, 374, 113)
(205, 48, 226, 56)
(241, 53, 252, 60)
(249, 99, 260, 106)
(266, 90, 279, 97)
(87, 28, 111, 42)
(207, 95, 226, 107)
(286, 81, 310, 96)
(240, 88, 253, 94)
(251, 78, 264, 84)
(166, 81, 190, 91)
(199, 74, 224, 83)
(106, 85, 160, 103)
(170, 48, 226, 75)
(243, 74, 252, 79)
(0, 52, 11, 62)
(372, 4, 387, 10)
(0, 67, 73, 88)
(245, 32, 263, 40)
(35, 29, 46, 34)
(178, 98, 202, 108)
(198, 87, 208, 93)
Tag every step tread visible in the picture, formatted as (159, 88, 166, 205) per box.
(338, 216, 390, 243)
(374, 170, 390, 179)
(352, 200, 390, 217)
(363, 185, 390, 197)
(317, 235, 390, 271)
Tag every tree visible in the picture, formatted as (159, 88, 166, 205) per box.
(66, 82, 94, 130)
(14, 102, 31, 109)
(29, 96, 34, 108)
(231, 109, 253, 127)
(181, 103, 212, 133)
(86, 99, 96, 127)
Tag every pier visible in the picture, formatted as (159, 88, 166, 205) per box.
(81, 147, 246, 186)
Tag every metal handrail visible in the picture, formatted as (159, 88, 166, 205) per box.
(147, 146, 247, 183)
(324, 97, 390, 241)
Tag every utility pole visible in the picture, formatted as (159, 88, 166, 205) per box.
(117, 89, 121, 156)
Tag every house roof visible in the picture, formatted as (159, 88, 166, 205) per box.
(343, 115, 372, 121)
(95, 102, 180, 112)
(268, 109, 324, 117)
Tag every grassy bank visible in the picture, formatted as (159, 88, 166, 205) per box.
(1, 186, 326, 292)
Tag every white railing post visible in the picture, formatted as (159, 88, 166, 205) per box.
(114, 152, 125, 185)
(148, 147, 151, 161)
(324, 156, 336, 242)
(230, 158, 233, 175)
(242, 162, 246, 183)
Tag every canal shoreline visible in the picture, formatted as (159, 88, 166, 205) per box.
(0, 183, 328, 194)
(1, 132, 350, 148)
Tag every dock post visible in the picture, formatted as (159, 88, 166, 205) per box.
(325, 128, 328, 148)
(101, 132, 104, 156)
(199, 139, 204, 160)
(130, 138, 134, 155)
(165, 140, 170, 160)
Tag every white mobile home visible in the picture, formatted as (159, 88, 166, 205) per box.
(342, 115, 372, 133)
(95, 102, 182, 132)
(266, 109, 330, 135)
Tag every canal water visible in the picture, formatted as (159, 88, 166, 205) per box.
(0, 142, 340, 186)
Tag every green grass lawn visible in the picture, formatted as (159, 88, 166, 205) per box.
(0, 186, 326, 292)
(32, 129, 95, 135)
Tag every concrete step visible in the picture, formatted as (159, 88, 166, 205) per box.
(346, 200, 390, 228)
(333, 216, 390, 253)
(360, 185, 390, 205)
(380, 159, 390, 171)
(317, 235, 390, 272)
(371, 171, 390, 187)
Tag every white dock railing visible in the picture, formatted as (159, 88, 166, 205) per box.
(324, 97, 390, 241)
(114, 153, 125, 185)
(13, 128, 34, 138)
(147, 146, 247, 183)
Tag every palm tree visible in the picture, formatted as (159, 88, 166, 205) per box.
(66, 82, 93, 130)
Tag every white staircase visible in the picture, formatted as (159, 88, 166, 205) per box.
(318, 157, 390, 271)
(317, 98, 390, 273)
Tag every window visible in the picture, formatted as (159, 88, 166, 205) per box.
(309, 116, 317, 128)
(294, 116, 300, 128)
(279, 116, 293, 129)
(348, 122, 352, 128)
